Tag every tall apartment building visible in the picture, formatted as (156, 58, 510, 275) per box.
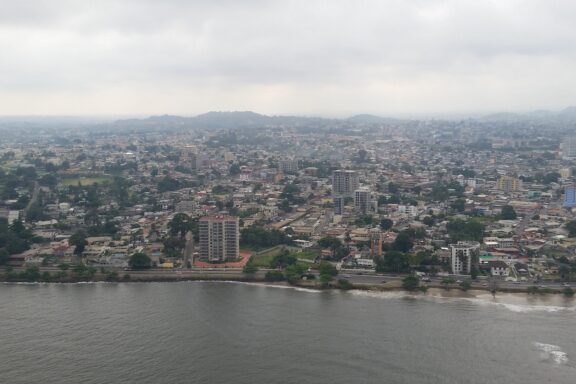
(333, 195, 345, 215)
(564, 184, 576, 209)
(354, 187, 371, 215)
(183, 146, 200, 170)
(332, 170, 359, 197)
(496, 176, 522, 193)
(562, 136, 576, 159)
(279, 158, 299, 174)
(450, 241, 480, 275)
(198, 216, 240, 262)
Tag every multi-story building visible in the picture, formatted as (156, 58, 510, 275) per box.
(354, 187, 371, 215)
(496, 176, 522, 193)
(198, 215, 240, 262)
(182, 146, 200, 170)
(279, 158, 299, 174)
(333, 195, 345, 215)
(559, 168, 572, 180)
(562, 136, 576, 159)
(564, 184, 576, 209)
(370, 227, 383, 258)
(332, 170, 359, 197)
(450, 241, 480, 275)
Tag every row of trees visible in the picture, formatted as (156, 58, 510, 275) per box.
(240, 227, 294, 249)
(0, 219, 35, 264)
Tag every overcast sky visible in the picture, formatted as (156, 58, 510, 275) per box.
(1, 0, 575, 117)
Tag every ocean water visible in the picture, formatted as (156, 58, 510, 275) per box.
(1, 282, 575, 384)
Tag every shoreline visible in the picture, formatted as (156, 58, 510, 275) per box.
(1, 272, 573, 298)
(3, 278, 575, 313)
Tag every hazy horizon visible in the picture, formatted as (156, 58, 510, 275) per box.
(0, 106, 574, 122)
(1, 1, 576, 116)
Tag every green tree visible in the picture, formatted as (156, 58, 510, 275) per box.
(565, 220, 576, 237)
(242, 260, 258, 274)
(128, 252, 152, 269)
(375, 251, 410, 273)
(265, 270, 285, 281)
(422, 216, 434, 227)
(446, 219, 485, 242)
(69, 231, 88, 255)
(459, 280, 472, 291)
(319, 273, 333, 287)
(58, 263, 70, 271)
(168, 213, 192, 238)
(451, 199, 466, 213)
(240, 227, 293, 248)
(72, 263, 96, 278)
(20, 266, 41, 281)
(379, 218, 394, 231)
(402, 275, 420, 291)
(285, 263, 307, 284)
(559, 265, 571, 281)
(441, 277, 456, 289)
(393, 232, 413, 253)
(336, 279, 354, 290)
(317, 236, 343, 254)
(318, 261, 338, 277)
(500, 205, 517, 220)
(0, 249, 9, 265)
(41, 271, 52, 282)
(229, 163, 241, 176)
(542, 172, 560, 184)
(271, 250, 297, 268)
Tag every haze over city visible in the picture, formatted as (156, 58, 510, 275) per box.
(2, 0, 576, 117)
(3, 2, 576, 384)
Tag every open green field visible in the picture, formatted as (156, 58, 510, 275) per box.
(61, 176, 112, 186)
(247, 246, 319, 268)
(296, 249, 320, 261)
(249, 246, 286, 268)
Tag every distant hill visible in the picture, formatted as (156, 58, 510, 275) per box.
(347, 114, 392, 124)
(96, 106, 576, 132)
(110, 111, 335, 131)
(193, 111, 273, 128)
(479, 107, 576, 123)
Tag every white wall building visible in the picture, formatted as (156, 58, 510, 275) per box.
(354, 187, 371, 215)
(450, 241, 480, 275)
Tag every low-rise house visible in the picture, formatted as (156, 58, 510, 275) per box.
(488, 260, 510, 277)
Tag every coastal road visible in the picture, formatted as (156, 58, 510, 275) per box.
(183, 231, 194, 267)
(6, 266, 574, 292)
(24, 181, 39, 216)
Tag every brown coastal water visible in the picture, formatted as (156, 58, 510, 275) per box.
(1, 282, 575, 384)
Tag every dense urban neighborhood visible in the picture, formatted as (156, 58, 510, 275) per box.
(2, 110, 576, 294)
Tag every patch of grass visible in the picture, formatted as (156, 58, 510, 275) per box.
(250, 246, 285, 268)
(296, 249, 320, 261)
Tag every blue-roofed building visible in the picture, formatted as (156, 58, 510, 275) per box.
(563, 184, 576, 209)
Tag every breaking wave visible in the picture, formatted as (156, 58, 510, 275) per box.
(534, 342, 569, 365)
(190, 280, 322, 293)
(348, 289, 576, 314)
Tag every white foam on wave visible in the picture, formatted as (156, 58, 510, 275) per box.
(347, 289, 576, 314)
(348, 290, 412, 300)
(534, 342, 569, 365)
(489, 301, 574, 314)
(191, 280, 322, 293)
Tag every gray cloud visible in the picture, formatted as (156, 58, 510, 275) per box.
(1, 0, 576, 115)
